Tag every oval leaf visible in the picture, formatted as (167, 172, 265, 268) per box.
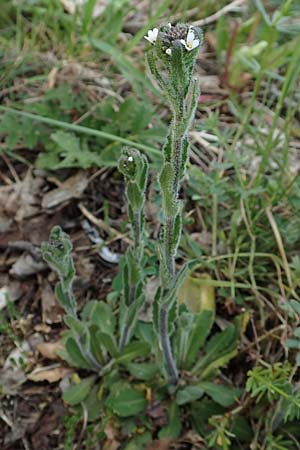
(106, 386, 147, 417)
(63, 376, 96, 405)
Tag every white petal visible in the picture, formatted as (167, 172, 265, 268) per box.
(186, 29, 195, 44)
(180, 39, 188, 50)
(144, 28, 158, 44)
(191, 39, 200, 49)
(166, 48, 172, 55)
(144, 35, 153, 43)
(152, 28, 159, 39)
(168, 22, 172, 28)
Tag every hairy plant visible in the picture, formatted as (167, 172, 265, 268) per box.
(41, 23, 242, 440)
(144, 22, 203, 383)
(118, 147, 149, 350)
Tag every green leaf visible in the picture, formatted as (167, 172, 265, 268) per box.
(183, 310, 214, 370)
(127, 182, 143, 211)
(294, 328, 300, 338)
(231, 416, 253, 443)
(81, 300, 98, 320)
(50, 131, 103, 169)
(126, 362, 159, 380)
(159, 162, 178, 217)
(122, 432, 152, 450)
(254, 0, 271, 25)
(192, 323, 238, 376)
(197, 382, 241, 407)
(54, 283, 74, 314)
(89, 325, 105, 365)
(82, 384, 103, 421)
(191, 398, 225, 434)
(63, 376, 96, 405)
(97, 332, 119, 358)
(119, 294, 144, 344)
(64, 315, 86, 335)
(90, 302, 116, 336)
(158, 402, 181, 439)
(116, 342, 151, 364)
(134, 322, 155, 345)
(176, 385, 204, 405)
(172, 213, 182, 251)
(65, 337, 91, 369)
(199, 349, 238, 380)
(161, 260, 198, 310)
(126, 248, 142, 285)
(106, 386, 147, 417)
(286, 338, 300, 350)
(290, 300, 300, 317)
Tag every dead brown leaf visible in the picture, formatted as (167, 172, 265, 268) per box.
(103, 440, 121, 450)
(37, 341, 64, 360)
(42, 171, 89, 209)
(146, 438, 173, 450)
(9, 253, 47, 278)
(34, 323, 52, 333)
(28, 365, 72, 383)
(103, 419, 121, 450)
(0, 170, 44, 222)
(0, 280, 23, 310)
(146, 400, 168, 427)
(40, 279, 63, 324)
(60, 0, 109, 17)
(139, 277, 160, 322)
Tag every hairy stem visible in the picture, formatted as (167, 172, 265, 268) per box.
(172, 137, 183, 194)
(165, 217, 176, 282)
(63, 288, 77, 317)
(158, 111, 186, 384)
(133, 211, 141, 249)
(159, 305, 178, 384)
(119, 209, 140, 351)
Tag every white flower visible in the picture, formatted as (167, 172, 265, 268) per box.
(180, 28, 199, 51)
(128, 156, 134, 162)
(144, 28, 159, 44)
(168, 23, 172, 28)
(166, 48, 172, 55)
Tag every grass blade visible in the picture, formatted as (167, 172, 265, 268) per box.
(0, 105, 162, 160)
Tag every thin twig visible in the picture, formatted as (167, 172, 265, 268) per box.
(193, 0, 248, 27)
(78, 202, 132, 245)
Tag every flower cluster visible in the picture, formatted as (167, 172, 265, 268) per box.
(144, 22, 201, 55)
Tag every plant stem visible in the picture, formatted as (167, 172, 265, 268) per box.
(119, 210, 141, 351)
(146, 27, 201, 384)
(159, 113, 186, 384)
(159, 305, 178, 384)
(172, 137, 183, 193)
(133, 211, 141, 249)
(165, 217, 176, 281)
